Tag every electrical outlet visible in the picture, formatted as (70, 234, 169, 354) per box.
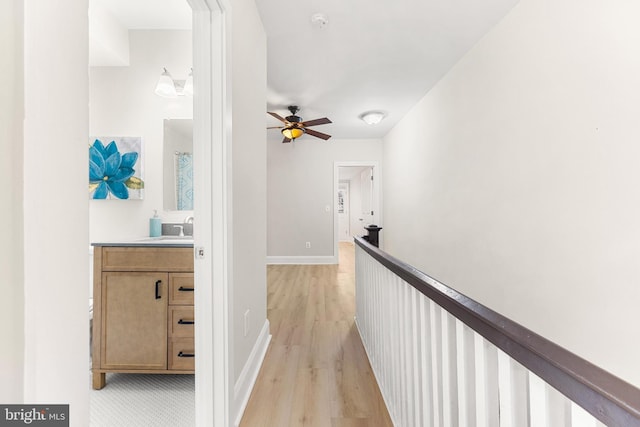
(305, 242, 311, 249)
(243, 310, 250, 337)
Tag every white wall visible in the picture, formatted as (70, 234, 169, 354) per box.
(0, 0, 24, 404)
(90, 30, 193, 242)
(231, 0, 268, 387)
(268, 139, 382, 258)
(383, 0, 640, 387)
(20, 0, 89, 424)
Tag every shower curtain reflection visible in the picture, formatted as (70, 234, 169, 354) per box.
(175, 152, 193, 210)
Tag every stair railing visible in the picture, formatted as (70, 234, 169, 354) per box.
(354, 237, 640, 427)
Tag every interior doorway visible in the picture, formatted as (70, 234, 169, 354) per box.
(333, 162, 380, 263)
(86, 0, 231, 425)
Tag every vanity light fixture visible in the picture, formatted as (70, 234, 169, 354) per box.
(359, 110, 387, 125)
(182, 68, 194, 97)
(154, 67, 193, 98)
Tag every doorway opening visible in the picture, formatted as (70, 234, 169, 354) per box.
(333, 161, 380, 263)
(87, 0, 231, 425)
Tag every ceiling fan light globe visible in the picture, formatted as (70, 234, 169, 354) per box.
(282, 127, 304, 139)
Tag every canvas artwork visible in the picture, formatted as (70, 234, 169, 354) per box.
(89, 136, 144, 200)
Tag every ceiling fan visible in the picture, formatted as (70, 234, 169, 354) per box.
(267, 106, 332, 143)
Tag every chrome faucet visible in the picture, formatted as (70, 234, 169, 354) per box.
(184, 216, 194, 224)
(173, 225, 185, 237)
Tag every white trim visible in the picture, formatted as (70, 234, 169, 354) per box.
(190, 0, 233, 426)
(333, 161, 382, 259)
(267, 256, 337, 265)
(233, 320, 272, 427)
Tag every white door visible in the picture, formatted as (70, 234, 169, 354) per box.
(338, 182, 350, 241)
(360, 167, 374, 226)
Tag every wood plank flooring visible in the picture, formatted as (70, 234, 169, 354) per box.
(239, 242, 393, 427)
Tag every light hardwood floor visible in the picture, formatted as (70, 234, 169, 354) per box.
(240, 242, 393, 427)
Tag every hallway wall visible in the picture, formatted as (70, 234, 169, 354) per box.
(383, 0, 640, 387)
(231, 0, 268, 384)
(2, 0, 90, 424)
(267, 139, 382, 260)
(0, 0, 25, 404)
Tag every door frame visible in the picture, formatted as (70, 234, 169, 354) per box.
(333, 161, 381, 262)
(190, 0, 233, 426)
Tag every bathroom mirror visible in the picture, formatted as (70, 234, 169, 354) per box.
(163, 118, 193, 211)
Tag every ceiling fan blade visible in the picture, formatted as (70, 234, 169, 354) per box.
(282, 137, 292, 143)
(267, 126, 284, 129)
(301, 117, 332, 127)
(305, 128, 332, 140)
(268, 112, 287, 123)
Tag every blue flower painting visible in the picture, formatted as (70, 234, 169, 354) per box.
(89, 137, 144, 199)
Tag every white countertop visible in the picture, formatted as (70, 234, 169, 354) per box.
(91, 236, 194, 247)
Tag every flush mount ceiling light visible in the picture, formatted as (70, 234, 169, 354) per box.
(155, 67, 193, 98)
(359, 111, 387, 125)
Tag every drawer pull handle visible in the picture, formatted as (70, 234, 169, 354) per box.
(178, 351, 195, 358)
(155, 280, 162, 299)
(178, 286, 194, 292)
(178, 319, 195, 325)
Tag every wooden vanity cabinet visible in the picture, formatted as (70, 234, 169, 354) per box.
(92, 246, 194, 390)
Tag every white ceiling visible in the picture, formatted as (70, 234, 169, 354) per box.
(91, 0, 520, 140)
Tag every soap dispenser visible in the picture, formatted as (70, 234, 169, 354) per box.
(149, 210, 162, 237)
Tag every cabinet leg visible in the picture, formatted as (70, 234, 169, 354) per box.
(92, 372, 106, 390)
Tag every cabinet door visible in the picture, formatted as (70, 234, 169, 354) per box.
(101, 272, 168, 370)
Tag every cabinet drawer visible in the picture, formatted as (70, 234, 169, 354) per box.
(169, 273, 195, 305)
(101, 247, 193, 272)
(169, 306, 194, 338)
(168, 337, 195, 371)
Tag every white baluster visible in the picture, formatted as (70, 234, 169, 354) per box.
(431, 301, 443, 426)
(498, 351, 530, 426)
(571, 402, 597, 427)
(410, 287, 421, 426)
(457, 321, 477, 427)
(545, 382, 572, 426)
(482, 339, 500, 427)
(442, 310, 459, 426)
(420, 296, 435, 427)
(528, 372, 547, 427)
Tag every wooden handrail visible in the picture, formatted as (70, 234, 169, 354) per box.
(355, 236, 640, 427)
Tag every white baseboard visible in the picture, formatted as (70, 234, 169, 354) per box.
(233, 319, 271, 427)
(266, 256, 337, 265)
